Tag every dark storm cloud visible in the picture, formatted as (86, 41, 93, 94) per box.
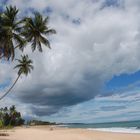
(16, 73, 103, 116)
(31, 106, 62, 116)
(4, 0, 140, 119)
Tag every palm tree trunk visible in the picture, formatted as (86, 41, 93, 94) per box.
(0, 74, 21, 100)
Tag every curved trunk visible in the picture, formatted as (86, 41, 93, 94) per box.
(0, 74, 21, 100)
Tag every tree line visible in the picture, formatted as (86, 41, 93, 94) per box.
(27, 120, 56, 126)
(0, 105, 24, 128)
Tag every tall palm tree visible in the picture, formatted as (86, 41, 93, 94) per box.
(0, 55, 33, 100)
(0, 6, 26, 60)
(22, 12, 56, 52)
(9, 105, 16, 125)
(0, 6, 56, 100)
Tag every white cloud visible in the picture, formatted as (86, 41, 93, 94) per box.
(0, 0, 140, 121)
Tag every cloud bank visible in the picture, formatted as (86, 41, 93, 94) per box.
(0, 0, 140, 120)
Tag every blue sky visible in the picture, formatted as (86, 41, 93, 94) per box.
(0, 0, 140, 123)
(106, 70, 140, 90)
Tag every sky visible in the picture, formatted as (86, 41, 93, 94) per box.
(0, 0, 140, 123)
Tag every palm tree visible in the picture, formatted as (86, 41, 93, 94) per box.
(9, 105, 16, 113)
(9, 105, 16, 125)
(0, 55, 33, 100)
(0, 6, 26, 60)
(0, 7, 56, 60)
(22, 12, 56, 52)
(0, 6, 56, 100)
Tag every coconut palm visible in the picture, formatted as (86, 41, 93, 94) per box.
(0, 6, 26, 60)
(0, 55, 33, 100)
(0, 6, 56, 101)
(22, 12, 56, 52)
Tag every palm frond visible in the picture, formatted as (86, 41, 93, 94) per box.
(13, 33, 26, 50)
(14, 55, 33, 76)
(39, 35, 51, 49)
(44, 29, 56, 35)
(21, 12, 56, 52)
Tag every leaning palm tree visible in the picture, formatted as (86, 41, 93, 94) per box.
(0, 6, 56, 60)
(22, 12, 56, 52)
(0, 55, 33, 100)
(0, 6, 56, 100)
(0, 6, 26, 60)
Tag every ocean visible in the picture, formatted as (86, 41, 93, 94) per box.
(60, 120, 140, 133)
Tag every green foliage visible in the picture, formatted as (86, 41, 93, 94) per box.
(27, 120, 56, 126)
(0, 55, 33, 100)
(0, 5, 55, 100)
(14, 55, 33, 76)
(0, 5, 56, 61)
(0, 6, 26, 60)
(22, 12, 56, 52)
(0, 105, 24, 128)
(0, 120, 3, 128)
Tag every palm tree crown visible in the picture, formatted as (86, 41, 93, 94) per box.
(0, 6, 56, 60)
(0, 6, 26, 60)
(14, 55, 33, 76)
(22, 12, 56, 52)
(0, 55, 33, 100)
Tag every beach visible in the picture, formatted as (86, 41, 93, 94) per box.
(1, 126, 140, 140)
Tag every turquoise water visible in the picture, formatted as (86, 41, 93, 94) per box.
(64, 120, 140, 128)
(61, 120, 140, 133)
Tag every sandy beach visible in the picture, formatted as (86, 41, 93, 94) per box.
(0, 126, 140, 140)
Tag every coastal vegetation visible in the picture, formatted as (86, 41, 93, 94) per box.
(27, 120, 56, 126)
(0, 105, 57, 128)
(0, 105, 24, 128)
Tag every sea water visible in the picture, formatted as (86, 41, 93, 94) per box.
(60, 120, 140, 133)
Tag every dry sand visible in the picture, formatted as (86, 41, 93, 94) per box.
(1, 125, 140, 140)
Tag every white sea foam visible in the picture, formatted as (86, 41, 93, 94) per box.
(87, 127, 140, 134)
(58, 124, 69, 127)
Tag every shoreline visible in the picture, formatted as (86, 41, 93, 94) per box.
(0, 125, 140, 140)
(87, 127, 140, 134)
